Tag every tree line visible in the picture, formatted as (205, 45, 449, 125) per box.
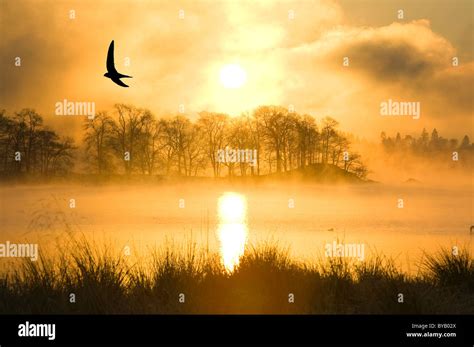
(0, 109, 75, 176)
(381, 128, 473, 157)
(0, 105, 368, 178)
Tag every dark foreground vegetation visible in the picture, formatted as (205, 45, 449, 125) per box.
(0, 239, 472, 314)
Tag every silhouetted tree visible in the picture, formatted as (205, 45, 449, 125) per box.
(83, 112, 115, 174)
(197, 112, 229, 177)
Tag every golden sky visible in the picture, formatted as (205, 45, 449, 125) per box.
(1, 0, 473, 139)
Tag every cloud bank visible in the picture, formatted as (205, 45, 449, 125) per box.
(0, 0, 472, 139)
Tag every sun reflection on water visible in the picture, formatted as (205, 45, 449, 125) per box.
(217, 192, 248, 272)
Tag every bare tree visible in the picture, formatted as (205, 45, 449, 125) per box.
(0, 110, 16, 174)
(197, 112, 229, 177)
(254, 106, 293, 173)
(136, 111, 163, 175)
(12, 109, 43, 173)
(83, 111, 115, 174)
(331, 132, 350, 167)
(321, 117, 339, 164)
(184, 123, 207, 176)
(226, 115, 256, 176)
(111, 104, 148, 175)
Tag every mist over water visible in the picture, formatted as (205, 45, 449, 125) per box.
(1, 181, 471, 273)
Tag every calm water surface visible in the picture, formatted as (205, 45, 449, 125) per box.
(0, 183, 472, 272)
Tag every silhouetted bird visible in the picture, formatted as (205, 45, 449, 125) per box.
(104, 40, 132, 87)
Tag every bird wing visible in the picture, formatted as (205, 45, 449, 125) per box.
(117, 73, 132, 78)
(111, 77, 129, 88)
(106, 40, 117, 73)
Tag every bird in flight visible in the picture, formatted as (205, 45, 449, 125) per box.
(104, 40, 132, 87)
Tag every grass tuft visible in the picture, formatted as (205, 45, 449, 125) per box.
(0, 239, 473, 314)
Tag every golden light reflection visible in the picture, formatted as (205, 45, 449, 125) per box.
(217, 192, 248, 272)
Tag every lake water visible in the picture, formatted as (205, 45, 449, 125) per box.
(0, 182, 472, 273)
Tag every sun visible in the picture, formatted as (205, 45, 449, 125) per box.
(219, 64, 247, 89)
